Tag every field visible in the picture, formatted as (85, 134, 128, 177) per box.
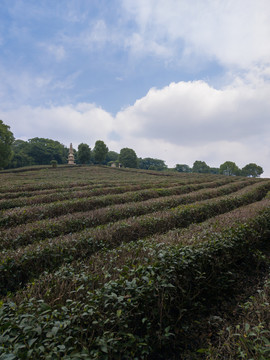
(0, 166, 270, 359)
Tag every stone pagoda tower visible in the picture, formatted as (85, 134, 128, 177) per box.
(68, 143, 75, 165)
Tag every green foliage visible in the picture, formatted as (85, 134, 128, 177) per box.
(192, 160, 210, 173)
(25, 137, 68, 165)
(0, 179, 268, 295)
(139, 157, 167, 171)
(93, 140, 108, 164)
(174, 164, 191, 173)
(1, 207, 270, 358)
(209, 167, 220, 174)
(242, 163, 263, 177)
(209, 277, 270, 359)
(119, 148, 138, 168)
(0, 177, 237, 227)
(50, 160, 57, 168)
(0, 120, 14, 169)
(106, 151, 119, 164)
(8, 140, 33, 168)
(220, 161, 240, 176)
(0, 167, 269, 359)
(77, 143, 91, 164)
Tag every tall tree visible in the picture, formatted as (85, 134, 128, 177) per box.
(0, 120, 14, 169)
(241, 163, 263, 177)
(77, 143, 91, 164)
(192, 160, 210, 173)
(219, 161, 240, 176)
(27, 138, 68, 165)
(93, 140, 108, 164)
(119, 148, 138, 168)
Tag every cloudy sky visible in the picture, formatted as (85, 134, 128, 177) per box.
(1, 0, 270, 176)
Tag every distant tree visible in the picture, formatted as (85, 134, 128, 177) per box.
(93, 140, 108, 164)
(209, 167, 220, 174)
(119, 148, 138, 168)
(77, 143, 91, 164)
(139, 157, 167, 171)
(219, 161, 240, 176)
(241, 163, 263, 177)
(192, 160, 210, 173)
(0, 120, 14, 168)
(106, 151, 119, 164)
(9, 140, 33, 168)
(27, 138, 68, 165)
(174, 164, 191, 173)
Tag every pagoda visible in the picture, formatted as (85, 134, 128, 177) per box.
(68, 143, 75, 165)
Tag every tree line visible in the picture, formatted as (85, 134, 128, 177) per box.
(0, 119, 264, 177)
(175, 160, 263, 178)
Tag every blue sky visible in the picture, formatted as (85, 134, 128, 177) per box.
(1, 0, 270, 176)
(0, 0, 225, 112)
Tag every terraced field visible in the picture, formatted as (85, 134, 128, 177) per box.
(0, 166, 270, 359)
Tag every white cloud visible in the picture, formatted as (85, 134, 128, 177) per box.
(1, 103, 115, 147)
(121, 0, 270, 69)
(115, 80, 270, 145)
(1, 77, 270, 177)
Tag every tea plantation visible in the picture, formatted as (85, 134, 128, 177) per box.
(0, 166, 269, 359)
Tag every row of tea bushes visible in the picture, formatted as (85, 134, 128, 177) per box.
(1, 181, 269, 295)
(0, 179, 261, 249)
(11, 198, 270, 307)
(0, 177, 243, 227)
(0, 180, 191, 208)
(0, 168, 218, 195)
(0, 172, 233, 205)
(0, 183, 136, 205)
(1, 207, 270, 359)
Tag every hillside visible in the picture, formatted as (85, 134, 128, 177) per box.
(0, 166, 270, 359)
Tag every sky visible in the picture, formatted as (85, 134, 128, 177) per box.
(1, 0, 270, 176)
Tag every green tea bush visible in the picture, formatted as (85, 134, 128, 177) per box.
(1, 208, 270, 359)
(0, 181, 188, 210)
(0, 179, 260, 250)
(0, 178, 242, 227)
(1, 181, 269, 295)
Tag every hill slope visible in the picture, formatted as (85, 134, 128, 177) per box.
(0, 166, 270, 359)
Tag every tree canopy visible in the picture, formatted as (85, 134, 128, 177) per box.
(26, 138, 68, 165)
(119, 148, 138, 168)
(106, 151, 119, 164)
(77, 143, 91, 164)
(93, 140, 108, 164)
(0, 121, 265, 177)
(9, 140, 32, 168)
(241, 163, 263, 177)
(192, 160, 210, 173)
(0, 120, 14, 169)
(139, 157, 167, 171)
(174, 164, 191, 173)
(219, 161, 240, 176)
